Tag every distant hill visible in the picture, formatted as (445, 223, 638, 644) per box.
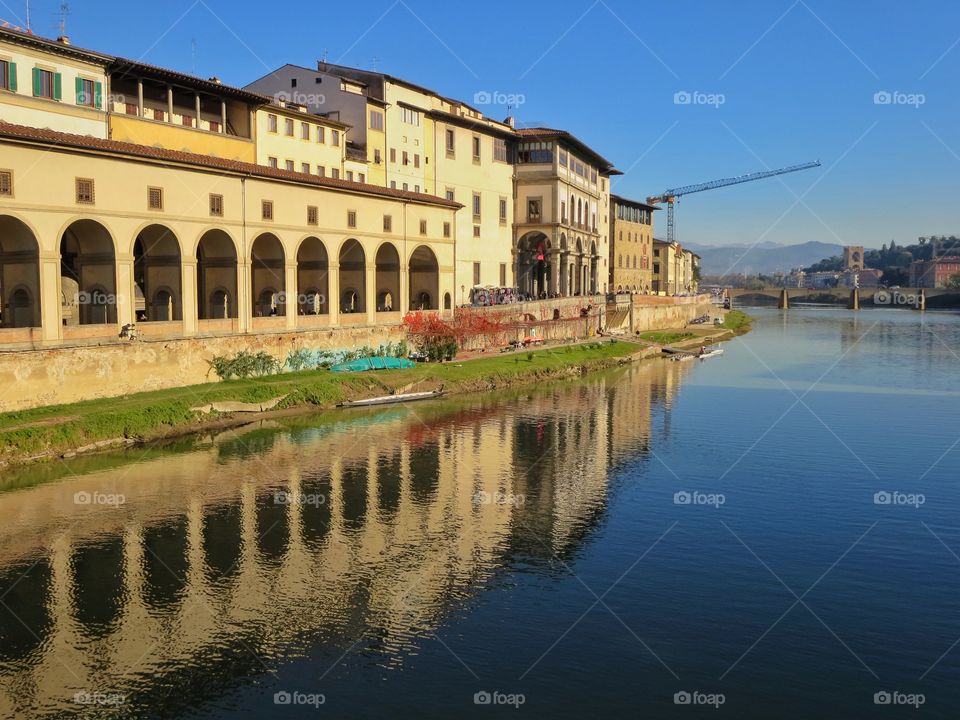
(684, 241, 844, 276)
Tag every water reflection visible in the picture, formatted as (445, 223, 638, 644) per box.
(0, 359, 690, 718)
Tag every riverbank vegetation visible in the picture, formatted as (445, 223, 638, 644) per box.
(0, 340, 639, 468)
(720, 310, 752, 333)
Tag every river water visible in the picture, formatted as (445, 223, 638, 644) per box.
(1, 307, 959, 719)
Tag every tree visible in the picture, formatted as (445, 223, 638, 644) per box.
(947, 272, 960, 289)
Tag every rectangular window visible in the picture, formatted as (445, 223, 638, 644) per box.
(317, 126, 325, 143)
(561, 201, 567, 223)
(403, 182, 408, 191)
(209, 193, 223, 217)
(500, 263, 507, 286)
(473, 225, 480, 238)
(445, 188, 455, 201)
(414, 185, 420, 193)
(370, 109, 384, 130)
(301, 162, 310, 174)
(32, 68, 59, 100)
(390, 148, 396, 163)
(472, 135, 481, 161)
(284, 118, 294, 136)
(285, 160, 295, 172)
(262, 200, 273, 221)
(383, 214, 392, 232)
(528, 198, 542, 223)
(494, 138, 507, 162)
(317, 166, 325, 177)
(473, 262, 481, 285)
(76, 78, 96, 107)
(331, 168, 340, 179)
(359, 173, 366, 183)
(400, 106, 421, 125)
(499, 197, 508, 223)
(307, 205, 318, 226)
(445, 128, 455, 156)
(419, 219, 427, 235)
(472, 193, 481, 219)
(0, 170, 12, 196)
(402, 151, 409, 166)
(346, 170, 354, 182)
(147, 186, 164, 210)
(374, 149, 382, 164)
(443, 221, 451, 238)
(347, 210, 357, 228)
(390, 180, 397, 189)
(268, 114, 278, 132)
(301, 122, 310, 140)
(331, 130, 340, 146)
(75, 177, 94, 204)
(414, 154, 420, 168)
(0, 60, 16, 92)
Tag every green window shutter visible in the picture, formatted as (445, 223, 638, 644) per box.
(75, 77, 83, 104)
(31, 67, 41, 96)
(53, 72, 62, 101)
(94, 81, 102, 109)
(7, 62, 16, 92)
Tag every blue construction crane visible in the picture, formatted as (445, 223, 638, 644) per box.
(646, 161, 821, 244)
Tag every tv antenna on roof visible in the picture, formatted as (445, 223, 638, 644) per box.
(25, 0, 31, 31)
(191, 38, 197, 74)
(371, 56, 378, 72)
(56, 2, 69, 38)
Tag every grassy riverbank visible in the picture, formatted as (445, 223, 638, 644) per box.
(0, 340, 641, 468)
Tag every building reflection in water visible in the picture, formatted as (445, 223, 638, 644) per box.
(0, 359, 689, 717)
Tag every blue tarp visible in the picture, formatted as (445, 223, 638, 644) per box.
(329, 356, 416, 373)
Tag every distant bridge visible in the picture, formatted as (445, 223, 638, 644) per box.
(725, 287, 960, 310)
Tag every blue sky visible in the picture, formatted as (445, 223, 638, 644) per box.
(6, 0, 960, 248)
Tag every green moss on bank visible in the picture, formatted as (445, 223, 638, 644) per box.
(637, 330, 695, 345)
(721, 310, 753, 333)
(0, 340, 638, 467)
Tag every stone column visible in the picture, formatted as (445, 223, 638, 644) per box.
(400, 262, 409, 315)
(166, 86, 173, 122)
(181, 257, 198, 336)
(328, 261, 340, 327)
(40, 254, 63, 344)
(137, 79, 144, 117)
(284, 261, 297, 329)
(238, 259, 251, 333)
(116, 256, 135, 327)
(549, 249, 560, 296)
(365, 262, 377, 325)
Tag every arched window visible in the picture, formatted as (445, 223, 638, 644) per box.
(443, 292, 452, 310)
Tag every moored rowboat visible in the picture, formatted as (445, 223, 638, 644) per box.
(337, 388, 445, 408)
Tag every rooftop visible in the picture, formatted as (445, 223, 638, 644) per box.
(0, 121, 460, 209)
(516, 127, 620, 175)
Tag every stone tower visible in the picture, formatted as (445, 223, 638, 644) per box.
(843, 246, 864, 271)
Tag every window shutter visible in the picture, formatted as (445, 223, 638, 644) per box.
(94, 81, 103, 109)
(75, 77, 83, 103)
(53, 72, 62, 101)
(31, 67, 40, 96)
(7, 62, 16, 92)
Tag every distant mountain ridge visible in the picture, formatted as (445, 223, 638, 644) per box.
(685, 241, 845, 276)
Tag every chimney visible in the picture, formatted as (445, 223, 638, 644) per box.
(57, 35, 70, 45)
(503, 115, 515, 128)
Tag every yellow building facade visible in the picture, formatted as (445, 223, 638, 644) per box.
(514, 128, 618, 298)
(609, 195, 656, 293)
(0, 123, 458, 347)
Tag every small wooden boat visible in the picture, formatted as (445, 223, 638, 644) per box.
(669, 347, 725, 362)
(337, 388, 445, 408)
